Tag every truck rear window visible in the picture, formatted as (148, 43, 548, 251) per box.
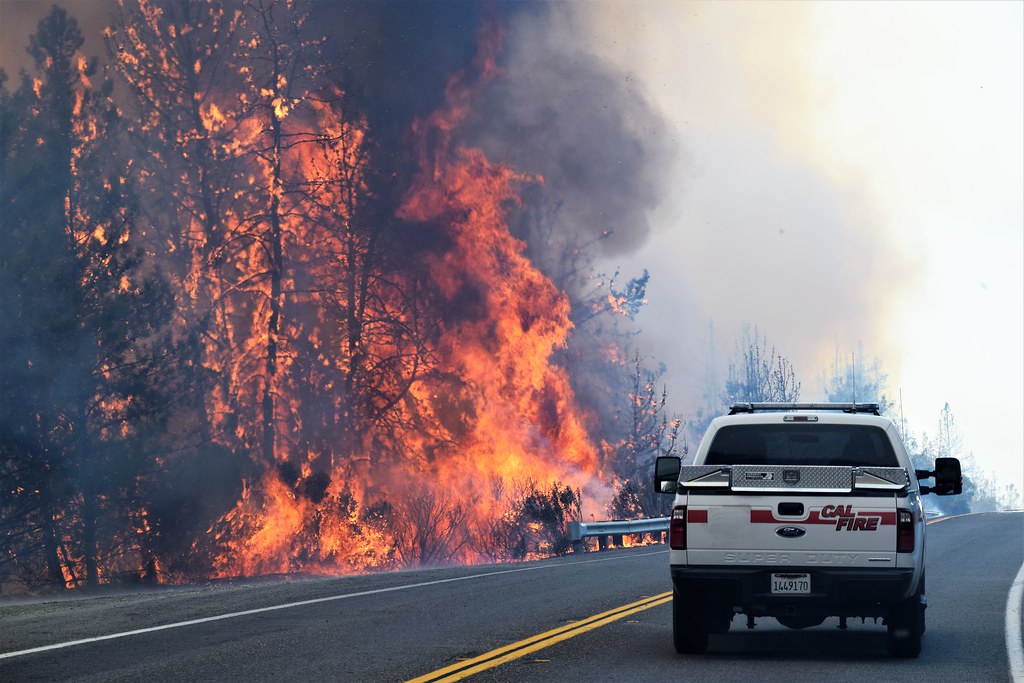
(705, 424, 898, 467)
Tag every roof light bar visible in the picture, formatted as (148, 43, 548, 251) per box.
(728, 402, 881, 416)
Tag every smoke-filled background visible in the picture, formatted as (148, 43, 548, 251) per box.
(561, 1, 1022, 493)
(1, 0, 1020, 590)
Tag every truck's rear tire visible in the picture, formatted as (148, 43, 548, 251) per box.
(886, 581, 924, 658)
(672, 588, 710, 654)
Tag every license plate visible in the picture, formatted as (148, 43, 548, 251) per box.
(771, 573, 811, 594)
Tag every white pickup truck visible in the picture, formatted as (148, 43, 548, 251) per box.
(653, 403, 962, 657)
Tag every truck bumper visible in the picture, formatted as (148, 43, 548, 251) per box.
(671, 566, 917, 618)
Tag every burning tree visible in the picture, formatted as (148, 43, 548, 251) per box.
(107, 1, 605, 576)
(605, 354, 681, 520)
(391, 16, 602, 559)
(105, 0, 245, 451)
(0, 6, 173, 588)
(106, 0, 442, 575)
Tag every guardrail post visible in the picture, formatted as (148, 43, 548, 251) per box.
(568, 521, 585, 554)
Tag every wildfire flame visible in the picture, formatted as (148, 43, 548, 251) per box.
(397, 22, 600, 514)
(4, 2, 629, 592)
(203, 19, 604, 577)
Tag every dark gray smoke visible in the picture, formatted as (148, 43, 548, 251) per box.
(308, 2, 675, 263)
(465, 5, 675, 259)
(311, 1, 483, 142)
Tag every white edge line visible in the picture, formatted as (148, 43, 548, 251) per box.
(0, 548, 667, 661)
(933, 512, 1024, 680)
(1007, 559, 1024, 683)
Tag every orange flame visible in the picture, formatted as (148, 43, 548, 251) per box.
(199, 17, 607, 577)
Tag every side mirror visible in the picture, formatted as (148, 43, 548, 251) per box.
(919, 457, 963, 495)
(933, 457, 963, 495)
(654, 456, 682, 494)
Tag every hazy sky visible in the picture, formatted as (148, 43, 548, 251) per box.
(570, 0, 1023, 492)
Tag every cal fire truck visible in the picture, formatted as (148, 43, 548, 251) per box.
(653, 403, 962, 657)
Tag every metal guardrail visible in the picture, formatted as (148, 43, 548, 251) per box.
(567, 517, 670, 554)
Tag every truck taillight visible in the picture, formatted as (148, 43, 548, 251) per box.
(897, 509, 915, 553)
(670, 506, 687, 549)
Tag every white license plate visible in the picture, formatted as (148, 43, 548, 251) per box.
(771, 573, 811, 594)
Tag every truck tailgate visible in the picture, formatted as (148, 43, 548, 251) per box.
(678, 464, 908, 569)
(685, 493, 898, 568)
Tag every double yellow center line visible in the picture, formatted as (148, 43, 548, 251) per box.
(406, 590, 673, 682)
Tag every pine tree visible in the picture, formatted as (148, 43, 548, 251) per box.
(724, 324, 800, 404)
(1, 6, 173, 588)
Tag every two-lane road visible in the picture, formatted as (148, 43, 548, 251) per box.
(2, 512, 1021, 682)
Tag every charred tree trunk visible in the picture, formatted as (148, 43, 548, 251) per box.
(38, 471, 66, 588)
(74, 412, 99, 587)
(262, 201, 282, 468)
(261, 51, 286, 469)
(342, 227, 367, 461)
(76, 417, 98, 587)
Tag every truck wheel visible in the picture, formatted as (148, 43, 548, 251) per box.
(919, 572, 927, 634)
(672, 588, 710, 654)
(886, 583, 924, 658)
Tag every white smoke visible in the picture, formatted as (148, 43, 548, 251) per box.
(545, 1, 920, 410)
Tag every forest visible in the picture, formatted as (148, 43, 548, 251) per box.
(0, 0, 685, 590)
(1, 1, 1011, 593)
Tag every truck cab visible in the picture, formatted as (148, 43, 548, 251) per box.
(654, 403, 962, 657)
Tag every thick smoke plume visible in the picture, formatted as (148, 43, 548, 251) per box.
(465, 5, 675, 260)
(307, 2, 675, 261)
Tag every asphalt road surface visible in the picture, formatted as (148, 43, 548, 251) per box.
(2, 511, 1021, 682)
